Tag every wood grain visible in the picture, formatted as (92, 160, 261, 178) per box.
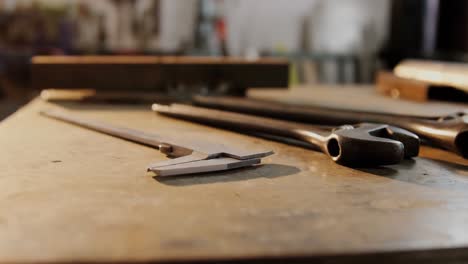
(0, 97, 467, 263)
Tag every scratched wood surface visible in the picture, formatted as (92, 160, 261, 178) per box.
(0, 91, 467, 263)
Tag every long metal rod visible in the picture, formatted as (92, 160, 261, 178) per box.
(40, 110, 193, 157)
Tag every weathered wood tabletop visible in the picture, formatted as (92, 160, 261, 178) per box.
(0, 86, 467, 263)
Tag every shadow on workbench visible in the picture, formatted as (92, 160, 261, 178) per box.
(356, 159, 416, 178)
(357, 157, 468, 191)
(145, 246, 468, 264)
(155, 164, 300, 186)
(429, 160, 468, 172)
(0, 100, 23, 121)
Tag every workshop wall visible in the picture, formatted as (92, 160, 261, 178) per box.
(0, 0, 390, 56)
(223, 0, 390, 83)
(225, 0, 390, 56)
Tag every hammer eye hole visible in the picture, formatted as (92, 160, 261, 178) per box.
(327, 138, 341, 158)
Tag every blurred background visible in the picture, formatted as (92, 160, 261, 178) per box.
(0, 0, 467, 118)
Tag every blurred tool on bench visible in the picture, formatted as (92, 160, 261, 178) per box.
(193, 95, 467, 158)
(153, 103, 419, 167)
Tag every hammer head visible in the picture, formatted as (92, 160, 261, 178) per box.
(328, 123, 420, 166)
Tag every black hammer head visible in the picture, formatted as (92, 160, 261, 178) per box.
(328, 123, 420, 166)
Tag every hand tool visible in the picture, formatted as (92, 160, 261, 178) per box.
(193, 95, 467, 158)
(152, 104, 419, 166)
(40, 109, 273, 176)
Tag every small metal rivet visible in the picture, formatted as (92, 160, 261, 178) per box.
(158, 143, 173, 154)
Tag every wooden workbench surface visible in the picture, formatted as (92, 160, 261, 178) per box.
(0, 88, 467, 263)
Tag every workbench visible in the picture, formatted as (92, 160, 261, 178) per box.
(0, 86, 467, 263)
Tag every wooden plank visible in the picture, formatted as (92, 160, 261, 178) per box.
(32, 56, 288, 65)
(376, 71, 468, 103)
(248, 85, 466, 118)
(376, 71, 430, 102)
(0, 95, 468, 262)
(395, 59, 468, 93)
(31, 56, 289, 95)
